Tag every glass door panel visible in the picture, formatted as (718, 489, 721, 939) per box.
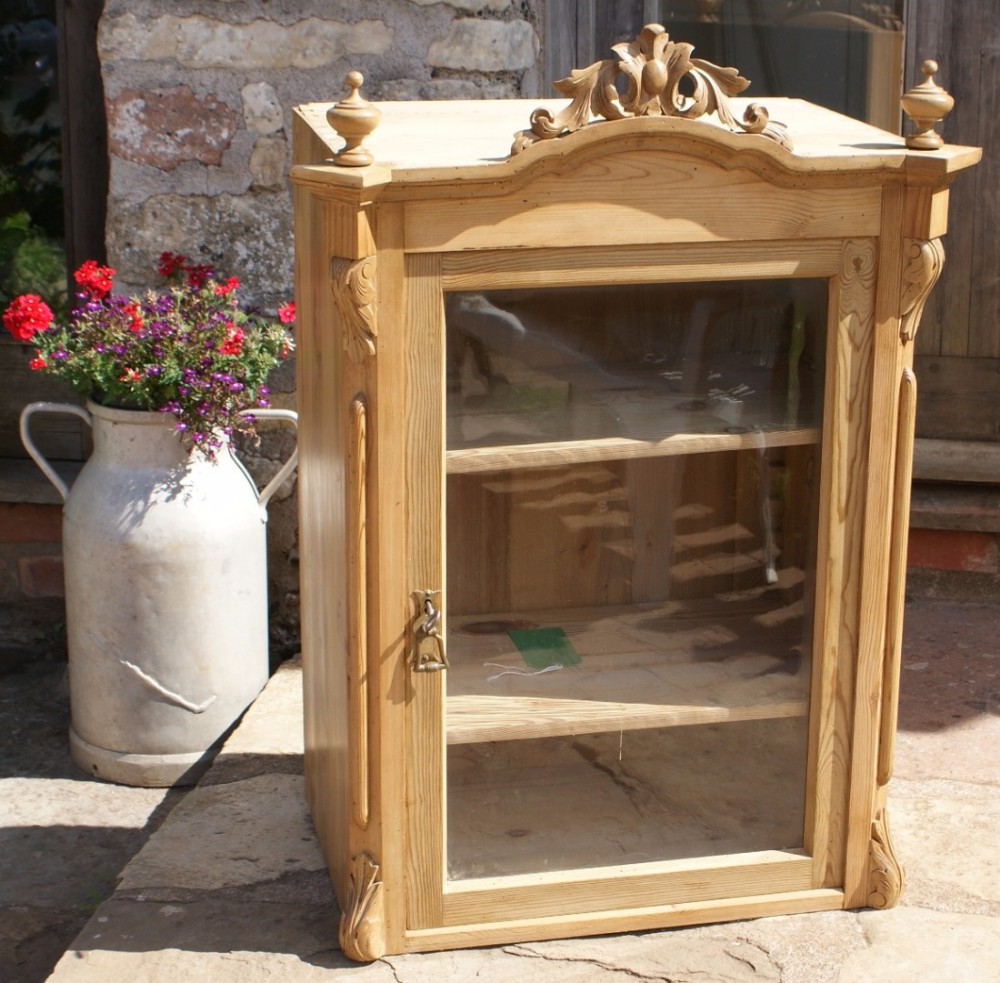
(444, 279, 826, 880)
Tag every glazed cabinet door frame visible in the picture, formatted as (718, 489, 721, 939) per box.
(396, 234, 892, 944)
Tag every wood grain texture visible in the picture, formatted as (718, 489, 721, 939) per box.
(804, 237, 877, 891)
(404, 151, 881, 253)
(402, 252, 446, 930)
(441, 239, 844, 291)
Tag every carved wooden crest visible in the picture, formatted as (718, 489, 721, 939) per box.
(331, 256, 377, 363)
(512, 23, 791, 155)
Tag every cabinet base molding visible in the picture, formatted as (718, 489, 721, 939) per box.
(338, 852, 386, 961)
(401, 889, 845, 954)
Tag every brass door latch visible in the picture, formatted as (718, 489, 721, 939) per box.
(412, 590, 448, 672)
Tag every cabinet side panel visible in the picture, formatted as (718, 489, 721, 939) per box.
(296, 185, 350, 902)
(843, 186, 907, 908)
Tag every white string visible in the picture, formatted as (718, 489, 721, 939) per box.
(483, 662, 564, 683)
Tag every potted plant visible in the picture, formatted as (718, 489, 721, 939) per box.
(4, 256, 298, 786)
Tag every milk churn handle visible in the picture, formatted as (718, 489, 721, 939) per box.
(19, 401, 93, 502)
(241, 408, 299, 511)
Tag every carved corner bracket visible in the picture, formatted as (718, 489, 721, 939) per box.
(332, 256, 378, 363)
(899, 238, 945, 343)
(339, 852, 386, 961)
(867, 808, 905, 909)
(512, 23, 791, 156)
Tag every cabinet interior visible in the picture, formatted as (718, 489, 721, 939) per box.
(443, 277, 826, 878)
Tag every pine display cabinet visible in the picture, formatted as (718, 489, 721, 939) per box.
(290, 27, 980, 960)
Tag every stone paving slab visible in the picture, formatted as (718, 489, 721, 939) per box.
(35, 601, 1000, 982)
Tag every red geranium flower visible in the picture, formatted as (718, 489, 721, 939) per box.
(123, 303, 144, 334)
(3, 294, 54, 341)
(213, 276, 239, 297)
(218, 325, 245, 356)
(29, 354, 47, 371)
(185, 264, 213, 290)
(157, 251, 187, 278)
(74, 260, 115, 299)
(277, 301, 295, 325)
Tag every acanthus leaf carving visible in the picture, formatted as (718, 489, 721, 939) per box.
(867, 808, 904, 909)
(338, 851, 386, 961)
(331, 256, 377, 363)
(512, 23, 791, 155)
(899, 238, 945, 343)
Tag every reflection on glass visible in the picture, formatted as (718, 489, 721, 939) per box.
(447, 280, 826, 450)
(444, 280, 826, 880)
(657, 0, 905, 130)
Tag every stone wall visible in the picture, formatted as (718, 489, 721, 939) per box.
(97, 0, 543, 659)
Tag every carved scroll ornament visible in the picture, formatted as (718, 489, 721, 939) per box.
(331, 256, 377, 363)
(338, 852, 386, 961)
(512, 23, 790, 155)
(867, 808, 904, 909)
(899, 238, 945, 342)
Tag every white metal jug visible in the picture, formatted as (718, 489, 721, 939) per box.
(20, 399, 298, 786)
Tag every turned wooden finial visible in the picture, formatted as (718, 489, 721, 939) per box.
(327, 71, 381, 167)
(900, 60, 954, 151)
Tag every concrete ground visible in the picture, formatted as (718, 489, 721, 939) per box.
(1, 597, 998, 982)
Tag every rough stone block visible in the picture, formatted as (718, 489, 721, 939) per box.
(241, 81, 284, 135)
(99, 13, 392, 70)
(249, 136, 289, 190)
(408, 0, 511, 10)
(377, 77, 520, 101)
(106, 192, 293, 312)
(428, 18, 539, 72)
(107, 86, 237, 170)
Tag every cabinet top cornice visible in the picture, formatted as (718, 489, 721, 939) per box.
(291, 96, 980, 200)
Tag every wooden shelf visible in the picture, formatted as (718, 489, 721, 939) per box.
(446, 597, 809, 745)
(447, 426, 819, 474)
